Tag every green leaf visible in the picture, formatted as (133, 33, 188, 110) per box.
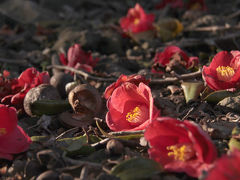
(96, 121, 143, 140)
(181, 81, 204, 103)
(57, 135, 100, 156)
(96, 120, 115, 138)
(111, 157, 161, 180)
(203, 90, 235, 104)
(31, 99, 71, 116)
(31, 136, 49, 142)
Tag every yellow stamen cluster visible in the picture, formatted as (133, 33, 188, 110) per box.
(126, 106, 141, 123)
(167, 144, 194, 161)
(134, 18, 140, 25)
(0, 128, 6, 136)
(216, 66, 235, 82)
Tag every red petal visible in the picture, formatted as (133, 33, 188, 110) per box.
(59, 53, 68, 65)
(17, 67, 38, 87)
(202, 65, 235, 90)
(110, 82, 147, 113)
(184, 120, 217, 163)
(0, 125, 31, 155)
(0, 105, 17, 135)
(205, 150, 240, 180)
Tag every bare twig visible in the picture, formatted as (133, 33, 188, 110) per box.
(79, 166, 88, 180)
(150, 69, 202, 85)
(48, 65, 116, 82)
(91, 138, 110, 148)
(109, 130, 144, 136)
(226, 10, 240, 19)
(48, 65, 202, 85)
(55, 127, 79, 141)
(184, 25, 240, 32)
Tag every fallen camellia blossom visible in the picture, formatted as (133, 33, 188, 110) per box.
(106, 82, 160, 131)
(205, 150, 240, 180)
(155, 0, 184, 9)
(0, 104, 32, 160)
(202, 51, 240, 90)
(0, 70, 18, 100)
(151, 46, 199, 74)
(120, 3, 155, 34)
(1, 67, 50, 111)
(144, 117, 217, 177)
(155, 0, 206, 11)
(104, 74, 149, 99)
(186, 0, 207, 11)
(60, 43, 99, 73)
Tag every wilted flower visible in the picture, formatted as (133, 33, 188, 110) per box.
(151, 46, 199, 74)
(0, 104, 32, 160)
(155, 0, 206, 11)
(106, 82, 160, 131)
(0, 70, 18, 100)
(144, 117, 217, 177)
(104, 74, 149, 99)
(60, 44, 99, 73)
(205, 150, 240, 180)
(155, 0, 184, 9)
(1, 67, 50, 110)
(120, 3, 155, 34)
(202, 51, 240, 90)
(186, 0, 207, 11)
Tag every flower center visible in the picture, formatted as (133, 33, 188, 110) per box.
(216, 66, 235, 82)
(0, 128, 6, 136)
(167, 144, 195, 161)
(126, 106, 148, 124)
(134, 18, 140, 25)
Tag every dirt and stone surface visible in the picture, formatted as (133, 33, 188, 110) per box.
(1, 0, 240, 179)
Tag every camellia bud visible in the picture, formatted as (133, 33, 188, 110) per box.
(106, 139, 124, 155)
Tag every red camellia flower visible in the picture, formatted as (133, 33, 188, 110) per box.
(144, 117, 217, 177)
(60, 44, 99, 73)
(155, 0, 206, 11)
(104, 74, 149, 99)
(106, 82, 160, 131)
(0, 104, 32, 160)
(202, 51, 240, 90)
(1, 67, 50, 110)
(186, 0, 207, 11)
(155, 0, 184, 9)
(205, 150, 240, 180)
(0, 70, 18, 100)
(152, 46, 199, 74)
(120, 3, 155, 34)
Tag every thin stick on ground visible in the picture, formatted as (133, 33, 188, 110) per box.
(48, 65, 202, 84)
(150, 69, 202, 85)
(48, 65, 116, 82)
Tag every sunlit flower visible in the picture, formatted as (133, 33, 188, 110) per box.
(202, 51, 240, 90)
(0, 104, 31, 160)
(60, 44, 99, 73)
(104, 74, 149, 99)
(120, 3, 155, 34)
(144, 117, 217, 177)
(106, 82, 160, 131)
(151, 46, 199, 74)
